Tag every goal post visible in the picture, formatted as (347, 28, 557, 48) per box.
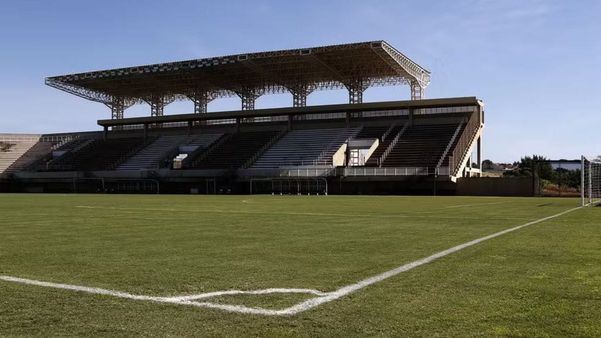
(581, 156, 601, 206)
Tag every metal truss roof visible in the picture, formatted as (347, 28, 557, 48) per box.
(46, 40, 431, 105)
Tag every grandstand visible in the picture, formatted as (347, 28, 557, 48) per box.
(0, 41, 484, 194)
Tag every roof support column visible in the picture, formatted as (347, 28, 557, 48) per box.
(105, 97, 133, 131)
(190, 92, 217, 115)
(346, 78, 368, 105)
(237, 89, 263, 122)
(148, 96, 166, 117)
(111, 103, 125, 120)
(240, 93, 260, 111)
(144, 94, 175, 118)
(346, 78, 369, 119)
(410, 80, 424, 100)
(143, 95, 175, 128)
(289, 84, 314, 108)
(189, 92, 217, 126)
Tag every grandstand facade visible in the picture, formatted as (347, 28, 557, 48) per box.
(0, 41, 483, 194)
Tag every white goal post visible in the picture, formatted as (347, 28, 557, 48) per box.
(581, 156, 601, 206)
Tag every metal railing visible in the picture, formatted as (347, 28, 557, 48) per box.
(448, 109, 482, 176)
(314, 128, 360, 164)
(108, 138, 157, 170)
(0, 135, 40, 143)
(344, 167, 430, 176)
(239, 167, 335, 178)
(45, 138, 95, 170)
(187, 134, 231, 168)
(378, 123, 407, 166)
(381, 120, 400, 142)
(435, 120, 465, 170)
(242, 129, 287, 169)
(435, 166, 450, 176)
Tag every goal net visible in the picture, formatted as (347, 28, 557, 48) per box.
(582, 156, 601, 206)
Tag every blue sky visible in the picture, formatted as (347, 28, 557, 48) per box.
(0, 0, 599, 162)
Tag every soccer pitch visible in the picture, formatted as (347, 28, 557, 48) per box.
(1, 194, 600, 336)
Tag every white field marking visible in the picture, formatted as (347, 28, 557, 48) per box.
(0, 206, 580, 316)
(279, 206, 582, 315)
(444, 201, 508, 209)
(168, 288, 328, 302)
(74, 205, 531, 221)
(0, 275, 321, 316)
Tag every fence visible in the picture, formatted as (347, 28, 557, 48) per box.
(344, 167, 430, 176)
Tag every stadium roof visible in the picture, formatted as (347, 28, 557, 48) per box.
(46, 41, 431, 113)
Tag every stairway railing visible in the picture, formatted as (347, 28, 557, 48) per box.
(381, 120, 400, 142)
(378, 123, 408, 167)
(187, 133, 232, 168)
(448, 109, 482, 176)
(435, 119, 466, 172)
(243, 129, 287, 169)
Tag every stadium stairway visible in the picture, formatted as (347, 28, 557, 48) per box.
(190, 130, 281, 170)
(4, 140, 55, 174)
(47, 137, 152, 171)
(0, 136, 40, 174)
(379, 123, 462, 170)
(251, 127, 360, 168)
(439, 123, 467, 168)
(354, 126, 389, 139)
(364, 124, 405, 167)
(37, 138, 94, 170)
(166, 133, 224, 168)
(117, 135, 188, 170)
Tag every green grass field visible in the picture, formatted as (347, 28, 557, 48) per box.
(0, 194, 600, 337)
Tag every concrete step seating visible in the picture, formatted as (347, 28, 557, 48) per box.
(0, 136, 40, 174)
(47, 137, 150, 171)
(251, 127, 360, 168)
(117, 135, 187, 170)
(381, 123, 460, 169)
(118, 133, 223, 170)
(192, 130, 280, 170)
(5, 141, 54, 173)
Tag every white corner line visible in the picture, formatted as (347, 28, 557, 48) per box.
(0, 206, 581, 316)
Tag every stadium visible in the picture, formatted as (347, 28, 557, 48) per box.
(0, 41, 483, 195)
(1, 36, 600, 336)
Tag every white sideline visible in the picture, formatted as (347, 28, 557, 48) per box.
(0, 206, 581, 316)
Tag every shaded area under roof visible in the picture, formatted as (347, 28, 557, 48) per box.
(97, 97, 479, 127)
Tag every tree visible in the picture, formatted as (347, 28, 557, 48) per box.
(503, 154, 553, 180)
(555, 168, 581, 189)
(482, 159, 495, 170)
